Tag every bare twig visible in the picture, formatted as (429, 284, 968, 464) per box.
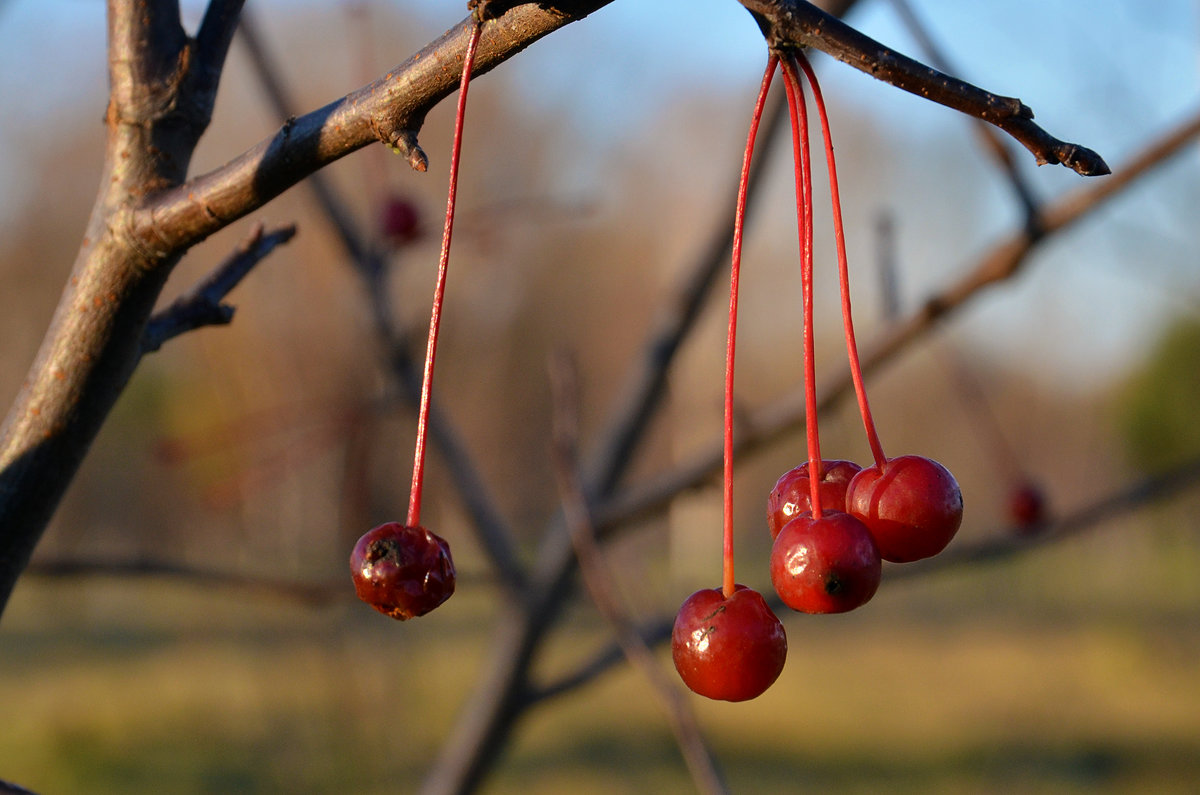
(549, 352, 729, 795)
(25, 556, 343, 606)
(886, 0, 1041, 223)
(141, 221, 297, 353)
(741, 0, 1109, 175)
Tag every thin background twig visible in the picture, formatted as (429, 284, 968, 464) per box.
(549, 351, 729, 795)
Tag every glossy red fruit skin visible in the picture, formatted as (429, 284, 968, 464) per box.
(845, 455, 963, 563)
(770, 511, 881, 614)
(767, 459, 862, 538)
(350, 523, 455, 620)
(671, 585, 787, 702)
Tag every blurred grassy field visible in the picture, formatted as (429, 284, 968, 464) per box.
(2, 514, 1198, 794)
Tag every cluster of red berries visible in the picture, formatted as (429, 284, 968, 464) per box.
(671, 51, 963, 702)
(348, 20, 484, 621)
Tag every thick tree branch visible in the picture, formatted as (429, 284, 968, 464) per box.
(138, 4, 611, 256)
(0, 0, 245, 617)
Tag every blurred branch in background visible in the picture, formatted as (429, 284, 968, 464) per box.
(592, 105, 1200, 537)
(549, 352, 729, 795)
(886, 0, 1041, 224)
(236, 9, 529, 598)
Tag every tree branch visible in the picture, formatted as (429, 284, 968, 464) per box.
(886, 0, 1041, 224)
(25, 556, 343, 606)
(137, 3, 612, 256)
(236, 9, 530, 597)
(549, 352, 729, 795)
(585, 77, 792, 497)
(141, 221, 297, 352)
(740, 0, 1110, 175)
(190, 1, 248, 122)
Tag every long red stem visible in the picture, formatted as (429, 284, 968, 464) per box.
(781, 56, 824, 520)
(723, 55, 777, 599)
(795, 52, 888, 469)
(407, 21, 482, 528)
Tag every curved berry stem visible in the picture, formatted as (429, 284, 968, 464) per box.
(407, 21, 483, 528)
(723, 55, 778, 599)
(781, 56, 824, 520)
(794, 51, 888, 469)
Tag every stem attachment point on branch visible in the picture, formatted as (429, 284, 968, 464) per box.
(388, 129, 429, 173)
(746, 0, 1110, 176)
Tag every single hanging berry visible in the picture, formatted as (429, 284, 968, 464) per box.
(770, 511, 880, 614)
(350, 17, 482, 619)
(844, 454, 963, 562)
(379, 193, 422, 248)
(670, 54, 787, 701)
(671, 585, 788, 702)
(1008, 480, 1047, 532)
(350, 522, 456, 620)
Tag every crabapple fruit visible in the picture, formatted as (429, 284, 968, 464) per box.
(770, 511, 881, 614)
(1008, 481, 1047, 533)
(845, 455, 963, 563)
(671, 585, 787, 702)
(379, 195, 422, 247)
(767, 459, 862, 538)
(350, 522, 455, 620)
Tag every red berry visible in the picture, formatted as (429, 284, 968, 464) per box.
(845, 455, 963, 563)
(767, 459, 862, 538)
(379, 195, 422, 247)
(770, 511, 881, 614)
(350, 522, 455, 620)
(1008, 482, 1047, 533)
(671, 585, 787, 702)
